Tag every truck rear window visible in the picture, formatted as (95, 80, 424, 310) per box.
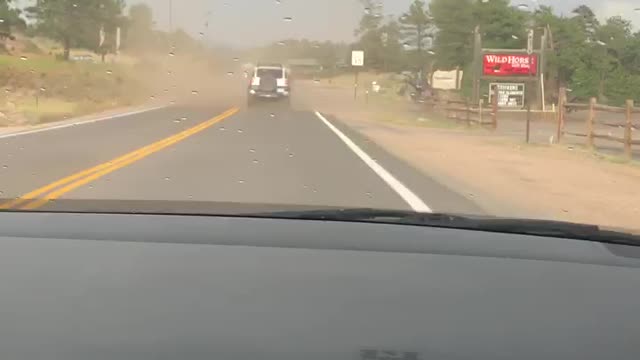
(257, 69, 283, 78)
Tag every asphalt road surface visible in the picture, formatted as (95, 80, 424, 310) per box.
(0, 100, 482, 215)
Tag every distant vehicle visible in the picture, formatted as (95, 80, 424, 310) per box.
(247, 63, 291, 107)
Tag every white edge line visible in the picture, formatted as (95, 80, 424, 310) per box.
(314, 111, 432, 213)
(0, 105, 167, 140)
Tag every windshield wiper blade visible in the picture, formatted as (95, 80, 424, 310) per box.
(253, 208, 640, 246)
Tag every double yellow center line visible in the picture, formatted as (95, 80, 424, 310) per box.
(0, 107, 239, 211)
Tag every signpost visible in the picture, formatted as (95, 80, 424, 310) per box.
(351, 50, 364, 100)
(489, 83, 526, 108)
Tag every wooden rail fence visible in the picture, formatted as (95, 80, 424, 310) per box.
(557, 87, 639, 159)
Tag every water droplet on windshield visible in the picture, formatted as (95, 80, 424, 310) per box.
(237, 129, 244, 133)
(191, 90, 199, 95)
(249, 149, 256, 153)
(1, 164, 7, 169)
(288, 153, 295, 158)
(238, 180, 245, 184)
(364, 7, 371, 15)
(106, 69, 113, 75)
(366, 192, 373, 197)
(313, 79, 320, 84)
(219, 126, 226, 131)
(511, 34, 519, 40)
(278, 41, 286, 46)
(269, 113, 275, 118)
(164, 177, 171, 181)
(227, 71, 234, 76)
(233, 57, 240, 62)
(283, 16, 293, 22)
(517, 4, 529, 11)
(19, 55, 27, 61)
(252, 159, 259, 164)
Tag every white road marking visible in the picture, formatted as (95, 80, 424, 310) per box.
(314, 111, 432, 213)
(0, 106, 167, 139)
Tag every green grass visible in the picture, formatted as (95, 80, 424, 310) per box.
(17, 98, 77, 124)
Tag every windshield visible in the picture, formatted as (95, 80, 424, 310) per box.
(0, 0, 638, 236)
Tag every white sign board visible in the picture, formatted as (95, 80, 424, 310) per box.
(351, 51, 365, 67)
(432, 69, 463, 90)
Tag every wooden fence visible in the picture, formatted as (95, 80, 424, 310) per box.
(424, 86, 500, 129)
(557, 87, 639, 159)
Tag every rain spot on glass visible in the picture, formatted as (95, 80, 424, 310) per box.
(249, 149, 256, 153)
(238, 180, 245, 184)
(511, 34, 519, 40)
(219, 126, 226, 131)
(1, 164, 8, 169)
(0, 191, 3, 196)
(233, 57, 240, 62)
(191, 90, 199, 95)
(164, 177, 171, 181)
(427, 50, 436, 55)
(364, 7, 371, 15)
(366, 192, 373, 198)
(278, 41, 286, 46)
(168, 51, 176, 57)
(170, 100, 176, 105)
(517, 4, 529, 11)
(106, 69, 113, 75)
(150, 95, 156, 100)
(275, 0, 281, 4)
(199, 32, 205, 37)
(283, 17, 293, 22)
(596, 40, 607, 46)
(19, 55, 28, 61)
(227, 71, 234, 76)
(269, 113, 275, 118)
(39, 87, 46, 92)
(237, 129, 244, 133)
(313, 79, 320, 84)
(402, 42, 411, 50)
(252, 159, 259, 164)
(288, 153, 295, 158)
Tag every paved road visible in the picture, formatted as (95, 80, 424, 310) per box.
(0, 99, 482, 215)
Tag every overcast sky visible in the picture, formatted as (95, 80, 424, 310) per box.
(24, 0, 640, 46)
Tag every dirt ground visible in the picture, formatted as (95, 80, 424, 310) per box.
(295, 79, 640, 232)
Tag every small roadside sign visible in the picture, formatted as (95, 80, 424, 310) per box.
(351, 51, 365, 67)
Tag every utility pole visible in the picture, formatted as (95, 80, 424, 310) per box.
(169, 0, 173, 32)
(472, 26, 482, 104)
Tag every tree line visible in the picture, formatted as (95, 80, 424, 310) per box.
(0, 0, 203, 61)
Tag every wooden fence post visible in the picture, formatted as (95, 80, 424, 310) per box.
(587, 97, 596, 149)
(465, 99, 471, 127)
(492, 85, 499, 130)
(625, 99, 633, 160)
(556, 87, 566, 143)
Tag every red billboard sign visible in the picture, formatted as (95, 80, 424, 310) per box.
(483, 54, 537, 76)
